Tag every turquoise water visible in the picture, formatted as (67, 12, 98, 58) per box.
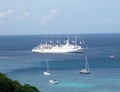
(0, 34, 120, 92)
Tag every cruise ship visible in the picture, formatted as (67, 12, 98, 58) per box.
(32, 40, 84, 53)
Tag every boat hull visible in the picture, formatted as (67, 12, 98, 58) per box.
(80, 69, 90, 74)
(44, 72, 51, 76)
(32, 40, 85, 53)
(49, 80, 58, 85)
(32, 47, 84, 53)
(80, 71, 90, 74)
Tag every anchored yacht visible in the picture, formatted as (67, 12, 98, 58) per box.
(80, 55, 90, 74)
(32, 40, 84, 53)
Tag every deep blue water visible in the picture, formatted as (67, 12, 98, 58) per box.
(0, 34, 120, 92)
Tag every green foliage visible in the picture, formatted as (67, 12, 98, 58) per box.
(0, 73, 40, 92)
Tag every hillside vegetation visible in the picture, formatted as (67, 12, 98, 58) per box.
(0, 73, 40, 92)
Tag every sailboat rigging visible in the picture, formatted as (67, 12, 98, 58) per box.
(80, 55, 90, 74)
(49, 67, 58, 85)
(44, 60, 51, 76)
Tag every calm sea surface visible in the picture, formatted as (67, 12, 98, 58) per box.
(0, 34, 120, 92)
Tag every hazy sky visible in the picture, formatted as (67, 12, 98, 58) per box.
(0, 0, 120, 35)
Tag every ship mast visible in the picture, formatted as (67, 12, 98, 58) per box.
(75, 34, 77, 46)
(46, 34, 48, 45)
(59, 34, 61, 46)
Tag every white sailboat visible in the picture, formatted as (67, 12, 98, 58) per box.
(49, 67, 58, 85)
(49, 79, 58, 85)
(80, 55, 90, 74)
(44, 60, 51, 76)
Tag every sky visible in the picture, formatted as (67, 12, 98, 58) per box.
(0, 0, 120, 35)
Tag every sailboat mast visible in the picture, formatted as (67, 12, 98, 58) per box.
(46, 60, 49, 72)
(85, 55, 88, 70)
(53, 67, 56, 79)
(85, 55, 89, 71)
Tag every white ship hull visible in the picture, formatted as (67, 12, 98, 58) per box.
(32, 49, 84, 53)
(32, 45, 84, 53)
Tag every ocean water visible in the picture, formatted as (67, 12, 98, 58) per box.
(0, 34, 120, 92)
